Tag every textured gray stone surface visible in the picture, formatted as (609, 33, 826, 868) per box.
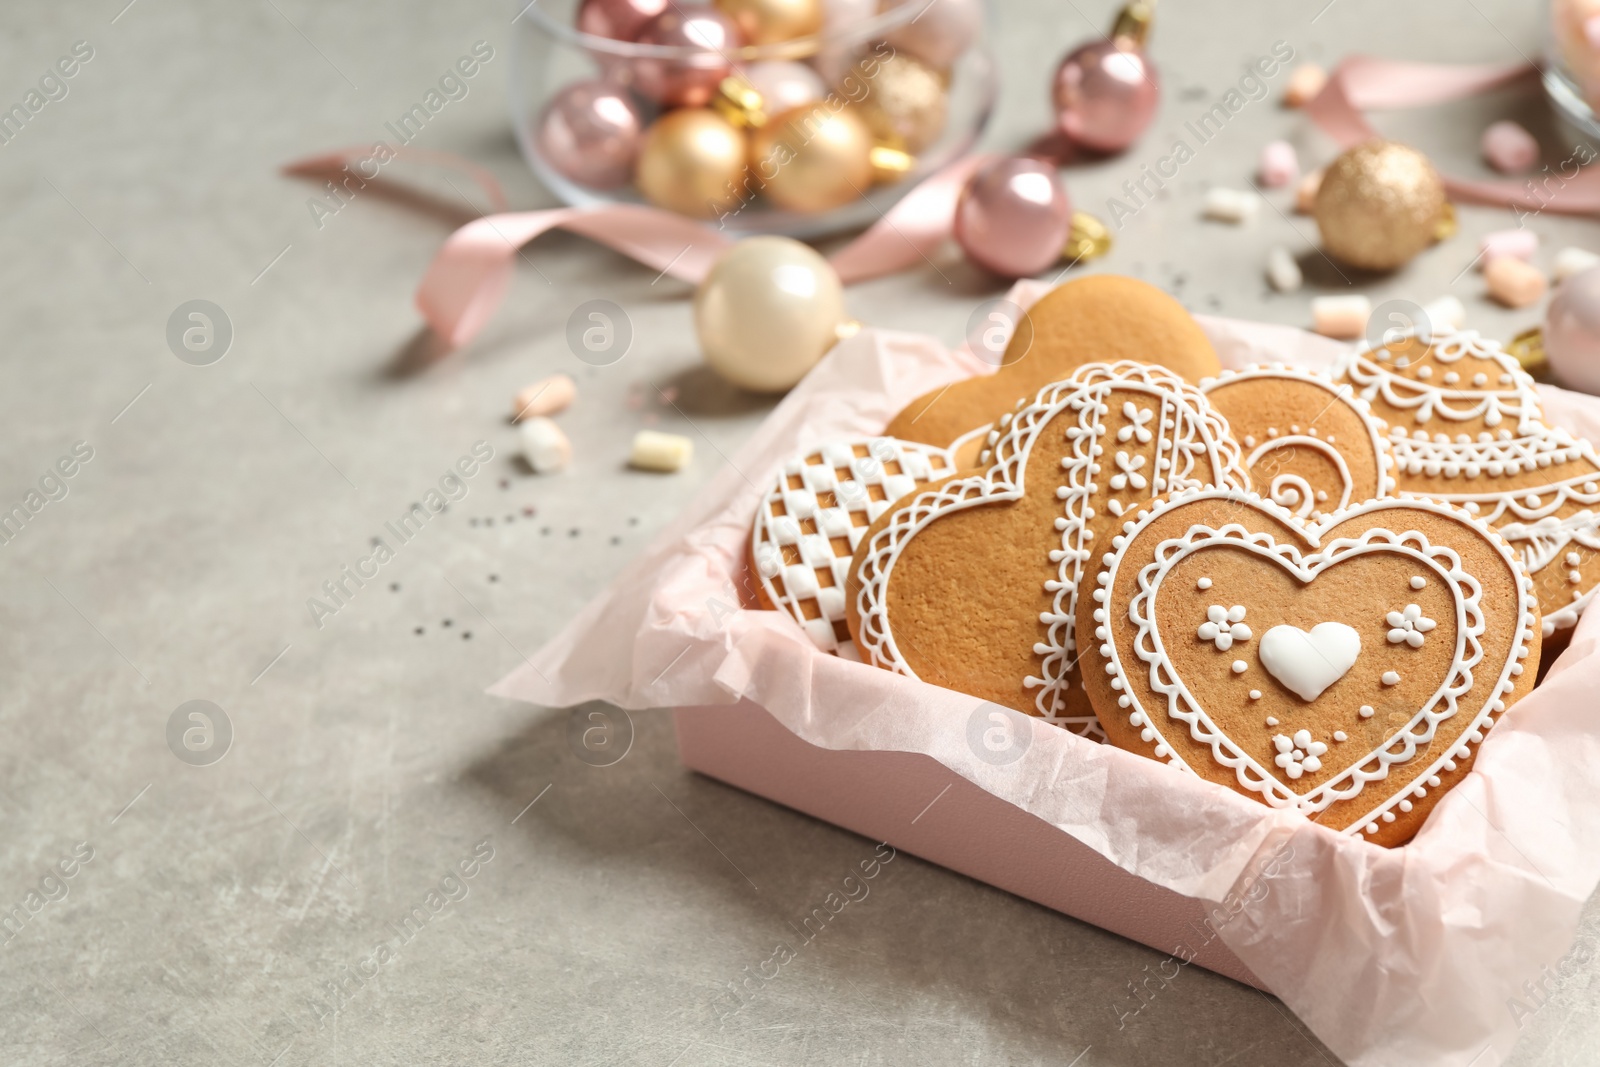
(1, 0, 1596, 1064)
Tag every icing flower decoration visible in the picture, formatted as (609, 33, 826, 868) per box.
(1385, 603, 1437, 648)
(1272, 729, 1327, 780)
(1197, 604, 1251, 650)
(1116, 402, 1154, 443)
(1110, 450, 1148, 490)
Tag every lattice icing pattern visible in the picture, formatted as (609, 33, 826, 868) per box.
(751, 438, 955, 656)
(1335, 327, 1600, 635)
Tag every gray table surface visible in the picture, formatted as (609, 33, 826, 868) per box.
(3, 0, 1597, 1064)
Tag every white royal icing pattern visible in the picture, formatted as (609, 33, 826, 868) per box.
(1200, 363, 1397, 521)
(853, 362, 1248, 735)
(751, 436, 955, 657)
(1089, 488, 1538, 834)
(1385, 604, 1436, 648)
(1336, 327, 1600, 635)
(1197, 605, 1251, 650)
(1272, 730, 1327, 779)
(1257, 622, 1361, 701)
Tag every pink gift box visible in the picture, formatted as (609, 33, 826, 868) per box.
(674, 700, 1265, 987)
(495, 280, 1600, 1067)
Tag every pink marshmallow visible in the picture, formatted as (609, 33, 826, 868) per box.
(1482, 120, 1538, 175)
(1479, 228, 1539, 267)
(1258, 140, 1299, 188)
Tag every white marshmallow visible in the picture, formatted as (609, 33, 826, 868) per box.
(629, 430, 693, 472)
(1311, 294, 1371, 339)
(1266, 246, 1303, 293)
(519, 417, 571, 473)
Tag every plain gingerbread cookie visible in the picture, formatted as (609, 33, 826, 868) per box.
(885, 275, 1223, 467)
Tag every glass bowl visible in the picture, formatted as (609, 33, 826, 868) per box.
(1547, 0, 1600, 142)
(510, 0, 997, 238)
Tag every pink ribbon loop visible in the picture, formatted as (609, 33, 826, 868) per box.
(1307, 56, 1600, 214)
(406, 153, 990, 350)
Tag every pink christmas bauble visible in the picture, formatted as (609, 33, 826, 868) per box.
(953, 157, 1073, 279)
(1052, 39, 1159, 154)
(1546, 266, 1600, 394)
(742, 60, 826, 115)
(882, 0, 981, 68)
(633, 7, 743, 107)
(576, 0, 670, 41)
(535, 80, 645, 189)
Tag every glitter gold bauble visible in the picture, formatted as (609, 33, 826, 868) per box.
(848, 52, 949, 153)
(1313, 140, 1448, 272)
(713, 0, 822, 45)
(749, 104, 875, 213)
(635, 109, 748, 219)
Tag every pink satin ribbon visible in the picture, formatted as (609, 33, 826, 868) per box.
(1308, 56, 1600, 213)
(284, 55, 1600, 352)
(407, 154, 988, 349)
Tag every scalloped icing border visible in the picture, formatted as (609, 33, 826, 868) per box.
(853, 361, 1248, 736)
(1089, 488, 1538, 838)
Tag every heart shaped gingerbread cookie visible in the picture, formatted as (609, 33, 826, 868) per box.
(886, 275, 1223, 467)
(750, 437, 957, 656)
(1201, 364, 1395, 522)
(1078, 488, 1540, 847)
(1334, 327, 1600, 636)
(847, 362, 1248, 735)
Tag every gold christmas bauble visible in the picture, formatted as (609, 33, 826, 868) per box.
(848, 52, 949, 153)
(749, 104, 875, 213)
(1313, 140, 1448, 273)
(713, 0, 822, 44)
(635, 109, 748, 219)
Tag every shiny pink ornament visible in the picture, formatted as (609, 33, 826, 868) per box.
(576, 0, 669, 41)
(742, 61, 826, 115)
(953, 157, 1073, 279)
(1052, 39, 1159, 154)
(536, 80, 645, 190)
(883, 0, 982, 68)
(633, 7, 743, 108)
(1546, 266, 1600, 394)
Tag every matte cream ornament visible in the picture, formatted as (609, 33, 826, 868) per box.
(748, 104, 875, 213)
(1313, 141, 1448, 272)
(635, 108, 748, 218)
(693, 236, 846, 392)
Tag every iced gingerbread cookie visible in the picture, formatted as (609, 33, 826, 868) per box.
(847, 362, 1248, 736)
(750, 437, 957, 656)
(1334, 328, 1600, 636)
(885, 275, 1223, 468)
(1078, 488, 1540, 847)
(1201, 364, 1395, 522)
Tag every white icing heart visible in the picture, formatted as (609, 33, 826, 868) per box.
(1257, 622, 1361, 702)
